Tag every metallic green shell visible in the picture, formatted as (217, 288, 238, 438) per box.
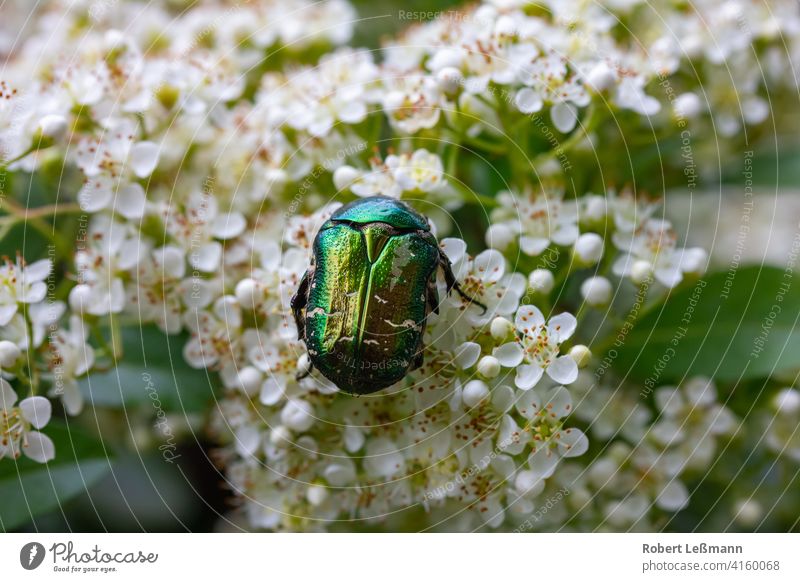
(331, 196, 430, 232)
(304, 217, 438, 395)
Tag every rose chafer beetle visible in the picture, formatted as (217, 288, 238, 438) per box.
(291, 196, 485, 395)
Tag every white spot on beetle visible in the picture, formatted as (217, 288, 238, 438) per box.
(383, 319, 421, 331)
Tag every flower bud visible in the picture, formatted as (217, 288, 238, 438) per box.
(528, 269, 554, 294)
(586, 62, 616, 92)
(477, 355, 501, 379)
(269, 425, 292, 447)
(772, 388, 800, 415)
(306, 484, 329, 506)
(582, 195, 607, 223)
(281, 399, 315, 432)
(733, 499, 763, 527)
(568, 345, 592, 368)
(630, 260, 653, 284)
(490, 316, 515, 342)
(485, 223, 514, 251)
(462, 380, 490, 407)
(234, 278, 261, 310)
(436, 66, 463, 95)
(236, 366, 262, 397)
(0, 340, 22, 368)
(68, 284, 94, 314)
(333, 165, 360, 192)
(581, 276, 613, 306)
(574, 233, 604, 265)
(673, 92, 703, 119)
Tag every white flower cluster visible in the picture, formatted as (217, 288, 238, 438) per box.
(0, 0, 796, 530)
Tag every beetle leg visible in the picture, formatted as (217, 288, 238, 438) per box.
(291, 271, 310, 341)
(438, 251, 488, 314)
(411, 349, 425, 371)
(426, 278, 440, 315)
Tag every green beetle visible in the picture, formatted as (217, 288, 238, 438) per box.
(291, 196, 484, 395)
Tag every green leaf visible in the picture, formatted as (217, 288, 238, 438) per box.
(0, 421, 112, 531)
(80, 325, 217, 412)
(722, 144, 800, 188)
(612, 266, 800, 384)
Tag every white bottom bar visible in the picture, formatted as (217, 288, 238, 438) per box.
(1, 533, 798, 581)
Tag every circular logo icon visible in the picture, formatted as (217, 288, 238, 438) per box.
(20, 542, 46, 570)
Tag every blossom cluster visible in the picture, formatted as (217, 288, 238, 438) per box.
(1, 0, 798, 531)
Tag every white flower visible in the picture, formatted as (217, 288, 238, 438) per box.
(382, 74, 442, 134)
(608, 189, 658, 233)
(71, 216, 142, 315)
(127, 245, 190, 334)
(613, 219, 707, 288)
(183, 296, 242, 370)
(494, 305, 578, 390)
(280, 48, 378, 137)
(650, 377, 737, 470)
(0, 258, 51, 325)
(387, 149, 445, 193)
(441, 239, 526, 327)
(74, 119, 159, 213)
(0, 380, 54, 463)
(165, 191, 246, 272)
(573, 232, 605, 266)
(47, 315, 95, 416)
(515, 385, 589, 480)
(492, 190, 579, 256)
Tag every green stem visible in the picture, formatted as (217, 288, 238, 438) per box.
(22, 304, 40, 395)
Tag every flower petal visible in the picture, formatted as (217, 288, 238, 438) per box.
(516, 363, 543, 391)
(551, 102, 578, 133)
(19, 396, 52, 429)
(473, 249, 505, 283)
(515, 88, 543, 114)
(515, 305, 545, 334)
(519, 236, 550, 256)
(116, 182, 146, 219)
(548, 312, 577, 343)
(546, 355, 578, 385)
(558, 427, 588, 457)
(130, 141, 160, 177)
(493, 342, 523, 367)
(0, 378, 18, 411)
(515, 387, 542, 419)
(440, 238, 466, 265)
(344, 425, 365, 453)
(528, 445, 560, 479)
(234, 425, 261, 458)
(23, 430, 55, 463)
(543, 385, 573, 418)
(454, 341, 481, 369)
(259, 377, 285, 406)
(211, 212, 247, 240)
